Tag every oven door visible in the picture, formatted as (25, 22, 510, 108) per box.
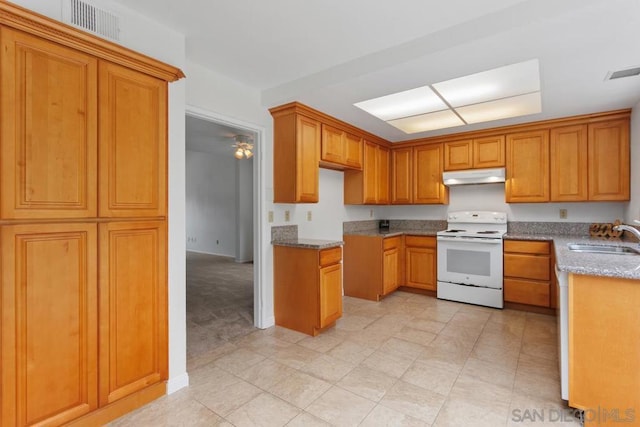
(436, 236, 503, 289)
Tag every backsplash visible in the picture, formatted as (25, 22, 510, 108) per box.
(343, 219, 446, 233)
(507, 222, 591, 236)
(271, 225, 298, 241)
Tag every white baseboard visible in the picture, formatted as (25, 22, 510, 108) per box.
(257, 315, 275, 329)
(166, 372, 189, 394)
(186, 249, 233, 258)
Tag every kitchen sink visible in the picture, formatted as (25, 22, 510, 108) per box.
(567, 243, 640, 255)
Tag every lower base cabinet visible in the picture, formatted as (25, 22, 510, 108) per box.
(274, 245, 343, 336)
(404, 236, 437, 291)
(504, 240, 553, 308)
(1, 221, 167, 426)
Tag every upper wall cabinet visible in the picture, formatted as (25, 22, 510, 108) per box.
(444, 136, 505, 171)
(320, 124, 363, 170)
(0, 28, 98, 219)
(391, 144, 448, 205)
(344, 141, 389, 205)
(271, 110, 320, 203)
(506, 130, 550, 203)
(391, 147, 413, 204)
(587, 119, 629, 201)
(550, 125, 588, 201)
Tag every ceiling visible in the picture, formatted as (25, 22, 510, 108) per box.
(116, 0, 640, 142)
(185, 116, 255, 156)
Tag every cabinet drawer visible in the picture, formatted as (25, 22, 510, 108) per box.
(504, 253, 550, 280)
(504, 278, 550, 307)
(504, 240, 550, 255)
(319, 247, 342, 267)
(404, 235, 436, 248)
(383, 236, 401, 250)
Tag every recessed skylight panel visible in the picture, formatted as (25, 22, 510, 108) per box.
(387, 110, 464, 133)
(455, 92, 541, 124)
(354, 85, 447, 121)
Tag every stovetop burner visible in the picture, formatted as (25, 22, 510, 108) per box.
(445, 229, 467, 233)
(476, 230, 500, 234)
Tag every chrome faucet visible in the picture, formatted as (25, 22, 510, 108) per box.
(613, 224, 640, 242)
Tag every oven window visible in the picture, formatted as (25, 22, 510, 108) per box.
(446, 249, 491, 276)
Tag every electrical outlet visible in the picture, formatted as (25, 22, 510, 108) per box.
(307, 211, 312, 221)
(559, 209, 568, 219)
(268, 211, 274, 223)
(284, 210, 290, 222)
(370, 209, 374, 218)
(216, 240, 219, 245)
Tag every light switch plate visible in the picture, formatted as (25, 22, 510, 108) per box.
(307, 211, 312, 221)
(559, 209, 567, 219)
(268, 211, 274, 223)
(285, 210, 290, 222)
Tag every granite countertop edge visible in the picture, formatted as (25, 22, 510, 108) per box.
(343, 228, 441, 237)
(271, 238, 344, 249)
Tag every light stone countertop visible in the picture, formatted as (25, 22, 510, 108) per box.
(271, 238, 343, 250)
(343, 228, 441, 238)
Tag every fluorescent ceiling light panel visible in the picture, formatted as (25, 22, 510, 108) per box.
(387, 110, 464, 134)
(354, 85, 447, 121)
(456, 92, 541, 124)
(433, 59, 540, 107)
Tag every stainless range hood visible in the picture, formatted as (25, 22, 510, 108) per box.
(442, 168, 506, 186)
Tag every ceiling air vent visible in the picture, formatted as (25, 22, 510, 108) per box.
(606, 67, 640, 80)
(63, 0, 120, 41)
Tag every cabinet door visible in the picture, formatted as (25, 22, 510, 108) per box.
(0, 28, 97, 219)
(319, 263, 342, 328)
(1, 223, 97, 427)
(506, 130, 549, 202)
(99, 61, 167, 217)
(382, 247, 399, 295)
(444, 140, 472, 171)
(362, 141, 379, 204)
(550, 125, 588, 201)
(321, 125, 344, 164)
(413, 144, 448, 204)
(405, 247, 437, 290)
(391, 148, 413, 204)
(99, 221, 167, 406)
(296, 115, 320, 203)
(588, 119, 630, 201)
(344, 133, 363, 169)
(378, 146, 390, 204)
(473, 135, 505, 168)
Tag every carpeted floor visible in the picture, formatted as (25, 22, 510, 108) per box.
(186, 251, 256, 369)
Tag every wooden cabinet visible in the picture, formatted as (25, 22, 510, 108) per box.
(1, 223, 98, 427)
(0, 4, 181, 425)
(344, 141, 389, 205)
(273, 112, 320, 203)
(503, 240, 551, 307)
(404, 236, 437, 291)
(568, 274, 640, 425)
(320, 124, 363, 170)
(343, 235, 403, 301)
(588, 119, 630, 201)
(391, 144, 448, 205)
(506, 130, 550, 203)
(444, 136, 505, 171)
(273, 245, 343, 336)
(550, 119, 629, 202)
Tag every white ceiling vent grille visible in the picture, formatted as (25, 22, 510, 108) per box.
(63, 0, 120, 41)
(606, 67, 640, 80)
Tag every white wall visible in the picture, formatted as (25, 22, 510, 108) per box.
(236, 158, 254, 262)
(10, 0, 190, 393)
(625, 102, 640, 223)
(185, 150, 236, 256)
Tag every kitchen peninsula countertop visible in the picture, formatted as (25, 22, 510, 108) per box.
(271, 238, 343, 250)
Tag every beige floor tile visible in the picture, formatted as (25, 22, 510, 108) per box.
(508, 392, 581, 426)
(225, 393, 300, 426)
(188, 364, 240, 389)
(348, 327, 394, 349)
(416, 347, 466, 372)
(360, 404, 427, 426)
(460, 356, 516, 388)
(266, 325, 309, 343)
(306, 386, 377, 427)
(430, 330, 477, 351)
(415, 306, 459, 323)
(233, 332, 293, 357)
(475, 329, 522, 352)
(361, 349, 415, 378)
(379, 380, 446, 424)
(471, 342, 520, 372)
(517, 352, 560, 381)
(300, 354, 356, 382)
(484, 318, 526, 337)
(401, 359, 461, 396)
(337, 366, 398, 402)
(447, 310, 491, 329)
(236, 358, 297, 389)
(514, 370, 562, 402)
(328, 340, 376, 364)
(365, 314, 414, 335)
(213, 347, 266, 375)
(186, 341, 239, 371)
(335, 314, 378, 331)
(286, 412, 333, 427)
(439, 323, 483, 342)
(193, 379, 262, 417)
(393, 326, 437, 347)
(378, 337, 426, 359)
(521, 340, 558, 361)
(408, 318, 447, 334)
(270, 371, 332, 409)
(269, 344, 322, 369)
(434, 396, 509, 427)
(448, 373, 513, 405)
(298, 332, 345, 353)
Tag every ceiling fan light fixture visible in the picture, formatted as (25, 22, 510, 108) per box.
(232, 135, 254, 159)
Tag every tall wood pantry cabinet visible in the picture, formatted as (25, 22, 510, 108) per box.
(0, 3, 183, 426)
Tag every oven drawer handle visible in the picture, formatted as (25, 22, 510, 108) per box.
(436, 236, 503, 244)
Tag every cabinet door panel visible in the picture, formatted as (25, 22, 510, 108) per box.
(444, 140, 472, 171)
(382, 248, 399, 295)
(588, 120, 630, 201)
(296, 116, 320, 202)
(1, 223, 97, 427)
(504, 254, 550, 281)
(321, 125, 344, 164)
(344, 133, 363, 169)
(550, 125, 588, 201)
(504, 278, 550, 307)
(391, 148, 412, 204)
(319, 263, 342, 328)
(405, 247, 436, 290)
(474, 135, 505, 168)
(362, 141, 378, 204)
(414, 144, 447, 204)
(99, 62, 167, 217)
(1, 28, 97, 219)
(506, 130, 549, 202)
(99, 221, 167, 405)
(378, 147, 390, 204)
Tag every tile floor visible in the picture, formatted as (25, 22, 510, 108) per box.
(111, 291, 580, 426)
